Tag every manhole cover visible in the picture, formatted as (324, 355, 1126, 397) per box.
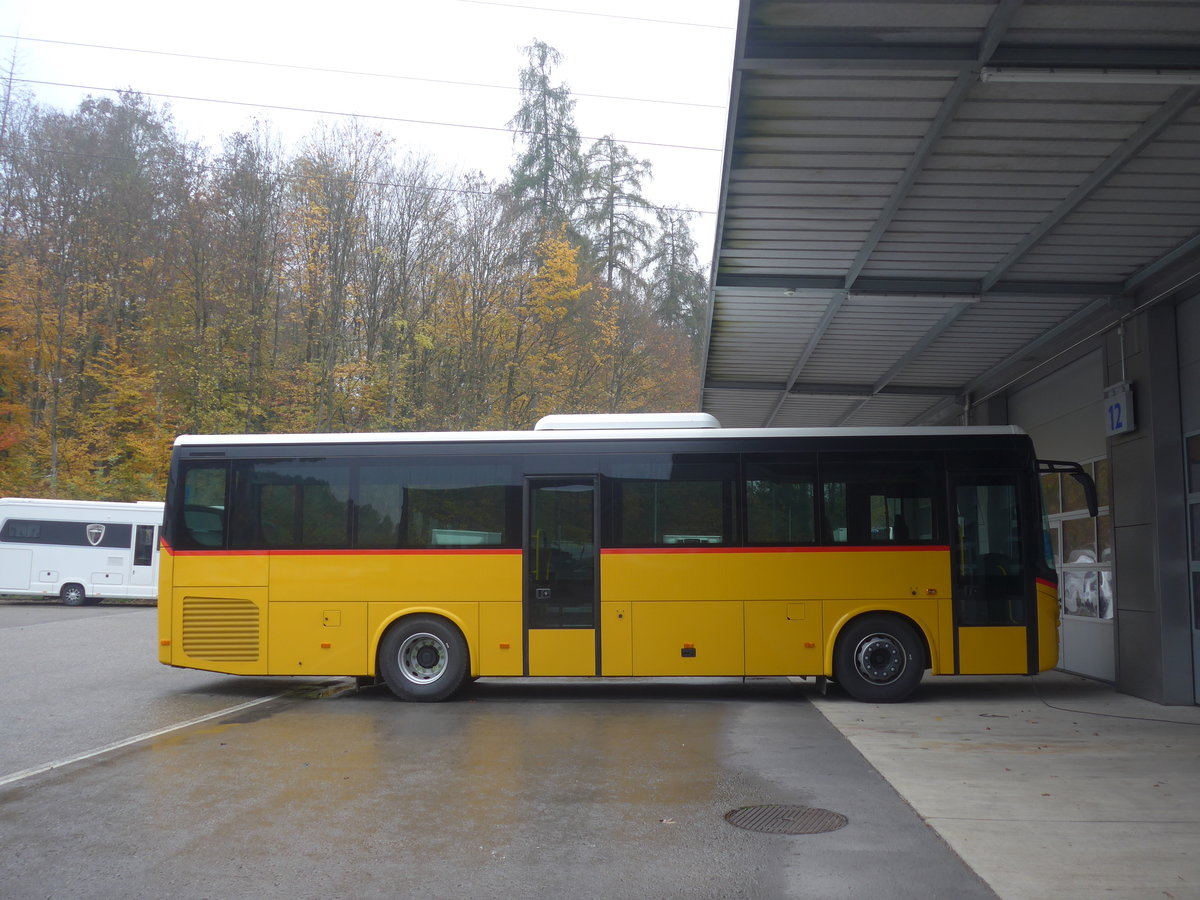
(724, 805, 848, 835)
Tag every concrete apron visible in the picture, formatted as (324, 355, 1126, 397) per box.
(809, 670, 1200, 900)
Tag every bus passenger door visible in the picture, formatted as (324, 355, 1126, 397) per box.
(525, 477, 599, 676)
(950, 474, 1035, 675)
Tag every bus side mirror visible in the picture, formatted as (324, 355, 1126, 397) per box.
(1038, 460, 1099, 518)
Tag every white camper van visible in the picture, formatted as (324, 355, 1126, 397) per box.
(0, 498, 164, 605)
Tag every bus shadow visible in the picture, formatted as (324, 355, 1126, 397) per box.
(350, 676, 810, 705)
(813, 672, 1116, 707)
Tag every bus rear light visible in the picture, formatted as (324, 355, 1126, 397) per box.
(320, 642, 331, 649)
(160, 639, 170, 646)
(499, 642, 510, 649)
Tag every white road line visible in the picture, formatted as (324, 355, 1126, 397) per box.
(0, 692, 289, 789)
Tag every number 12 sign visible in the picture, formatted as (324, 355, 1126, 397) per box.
(1104, 382, 1136, 436)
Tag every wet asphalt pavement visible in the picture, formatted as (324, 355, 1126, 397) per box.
(0, 605, 993, 899)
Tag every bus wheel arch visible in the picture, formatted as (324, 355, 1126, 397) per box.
(376, 614, 470, 702)
(832, 613, 928, 703)
(60, 583, 87, 607)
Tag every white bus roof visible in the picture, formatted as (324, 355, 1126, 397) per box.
(173, 422, 1026, 449)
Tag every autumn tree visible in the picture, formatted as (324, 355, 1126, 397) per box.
(0, 42, 712, 500)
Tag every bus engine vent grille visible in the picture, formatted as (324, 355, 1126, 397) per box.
(182, 597, 261, 662)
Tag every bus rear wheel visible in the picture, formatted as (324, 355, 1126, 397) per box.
(60, 583, 87, 607)
(833, 615, 924, 703)
(378, 616, 469, 702)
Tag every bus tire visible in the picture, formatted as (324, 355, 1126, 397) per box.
(377, 616, 469, 702)
(60, 583, 87, 607)
(833, 615, 924, 703)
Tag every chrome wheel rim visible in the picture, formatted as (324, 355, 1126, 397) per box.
(853, 632, 906, 685)
(397, 632, 448, 685)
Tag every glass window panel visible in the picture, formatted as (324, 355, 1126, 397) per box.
(1099, 568, 1114, 619)
(1062, 472, 1088, 513)
(1040, 473, 1061, 516)
(1093, 458, 1112, 509)
(821, 458, 938, 545)
(357, 477, 403, 549)
(134, 525, 156, 566)
(179, 464, 227, 549)
(259, 483, 298, 547)
(1097, 513, 1114, 564)
(1062, 569, 1099, 618)
(1192, 505, 1200, 563)
(953, 481, 1026, 626)
(232, 461, 350, 549)
(1062, 517, 1097, 565)
(357, 459, 518, 550)
(746, 461, 816, 545)
(302, 472, 351, 546)
(607, 456, 736, 548)
(1193, 571, 1200, 629)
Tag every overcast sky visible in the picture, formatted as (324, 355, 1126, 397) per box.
(1, 0, 737, 262)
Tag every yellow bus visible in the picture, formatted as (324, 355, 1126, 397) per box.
(157, 414, 1095, 702)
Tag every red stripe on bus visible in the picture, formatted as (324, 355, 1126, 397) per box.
(1036, 577, 1057, 589)
(163, 546, 521, 557)
(601, 545, 950, 555)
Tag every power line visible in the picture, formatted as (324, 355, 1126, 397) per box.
(0, 34, 726, 111)
(12, 141, 718, 218)
(16, 78, 725, 154)
(456, 0, 735, 30)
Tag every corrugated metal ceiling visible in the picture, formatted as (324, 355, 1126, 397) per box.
(701, 0, 1200, 427)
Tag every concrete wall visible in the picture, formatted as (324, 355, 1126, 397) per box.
(1107, 306, 1193, 704)
(1008, 351, 1105, 462)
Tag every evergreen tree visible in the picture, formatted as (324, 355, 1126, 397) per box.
(507, 40, 586, 234)
(645, 209, 710, 359)
(581, 135, 654, 292)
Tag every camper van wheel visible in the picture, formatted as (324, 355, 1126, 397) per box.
(60, 584, 87, 607)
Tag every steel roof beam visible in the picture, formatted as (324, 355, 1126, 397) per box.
(981, 85, 1200, 291)
(707, 380, 961, 398)
(833, 301, 974, 425)
(1124, 232, 1200, 295)
(738, 46, 1200, 73)
(741, 3, 1026, 429)
(714, 272, 1123, 298)
(763, 290, 845, 425)
(842, 0, 1024, 290)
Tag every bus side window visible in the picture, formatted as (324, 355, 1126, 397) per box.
(745, 459, 817, 545)
(606, 455, 737, 548)
(235, 462, 351, 550)
(180, 464, 228, 549)
(821, 457, 939, 545)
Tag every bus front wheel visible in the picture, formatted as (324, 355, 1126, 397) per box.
(833, 615, 924, 703)
(60, 584, 87, 607)
(378, 616, 469, 702)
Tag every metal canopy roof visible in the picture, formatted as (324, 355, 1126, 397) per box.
(701, 0, 1200, 427)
